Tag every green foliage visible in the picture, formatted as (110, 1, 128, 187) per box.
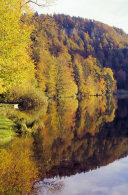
(0, 102, 47, 134)
(0, 115, 16, 146)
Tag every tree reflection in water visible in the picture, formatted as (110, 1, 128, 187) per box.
(2, 96, 128, 194)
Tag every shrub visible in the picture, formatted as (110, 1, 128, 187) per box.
(18, 88, 47, 110)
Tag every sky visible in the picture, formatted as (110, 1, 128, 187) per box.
(30, 0, 128, 33)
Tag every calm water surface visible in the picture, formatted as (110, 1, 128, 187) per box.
(0, 96, 128, 194)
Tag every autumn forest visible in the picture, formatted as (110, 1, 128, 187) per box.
(0, 0, 123, 108)
(1, 0, 128, 194)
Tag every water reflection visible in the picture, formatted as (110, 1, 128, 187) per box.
(36, 157, 128, 195)
(33, 96, 120, 180)
(1, 96, 128, 194)
(0, 137, 38, 194)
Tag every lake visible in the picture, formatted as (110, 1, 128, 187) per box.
(0, 96, 128, 194)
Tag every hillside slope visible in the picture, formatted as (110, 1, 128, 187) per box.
(53, 14, 128, 89)
(32, 14, 128, 89)
(30, 14, 117, 97)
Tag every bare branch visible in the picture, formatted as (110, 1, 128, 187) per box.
(25, 0, 46, 7)
(25, 0, 55, 7)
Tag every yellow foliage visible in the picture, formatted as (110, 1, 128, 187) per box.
(0, 0, 35, 92)
(0, 138, 38, 194)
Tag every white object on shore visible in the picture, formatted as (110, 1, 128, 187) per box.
(14, 104, 19, 109)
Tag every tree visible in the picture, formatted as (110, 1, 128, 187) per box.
(102, 68, 115, 95)
(56, 50, 78, 98)
(0, 0, 35, 93)
(37, 50, 57, 97)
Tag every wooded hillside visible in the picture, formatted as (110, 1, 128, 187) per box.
(32, 14, 128, 89)
(30, 14, 117, 98)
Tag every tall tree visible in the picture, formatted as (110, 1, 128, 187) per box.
(0, 0, 35, 93)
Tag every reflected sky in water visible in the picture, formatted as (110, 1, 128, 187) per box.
(37, 157, 128, 195)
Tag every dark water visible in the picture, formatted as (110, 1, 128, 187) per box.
(0, 96, 128, 194)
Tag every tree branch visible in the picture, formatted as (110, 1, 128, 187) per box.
(25, 0, 52, 7)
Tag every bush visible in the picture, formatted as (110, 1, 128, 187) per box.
(18, 88, 47, 110)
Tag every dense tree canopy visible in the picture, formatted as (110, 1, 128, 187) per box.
(0, 2, 117, 102)
(31, 14, 128, 89)
(31, 14, 116, 98)
(0, 0, 36, 93)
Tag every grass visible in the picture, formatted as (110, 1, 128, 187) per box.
(0, 115, 16, 146)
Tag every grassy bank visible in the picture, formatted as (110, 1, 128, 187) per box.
(0, 115, 16, 146)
